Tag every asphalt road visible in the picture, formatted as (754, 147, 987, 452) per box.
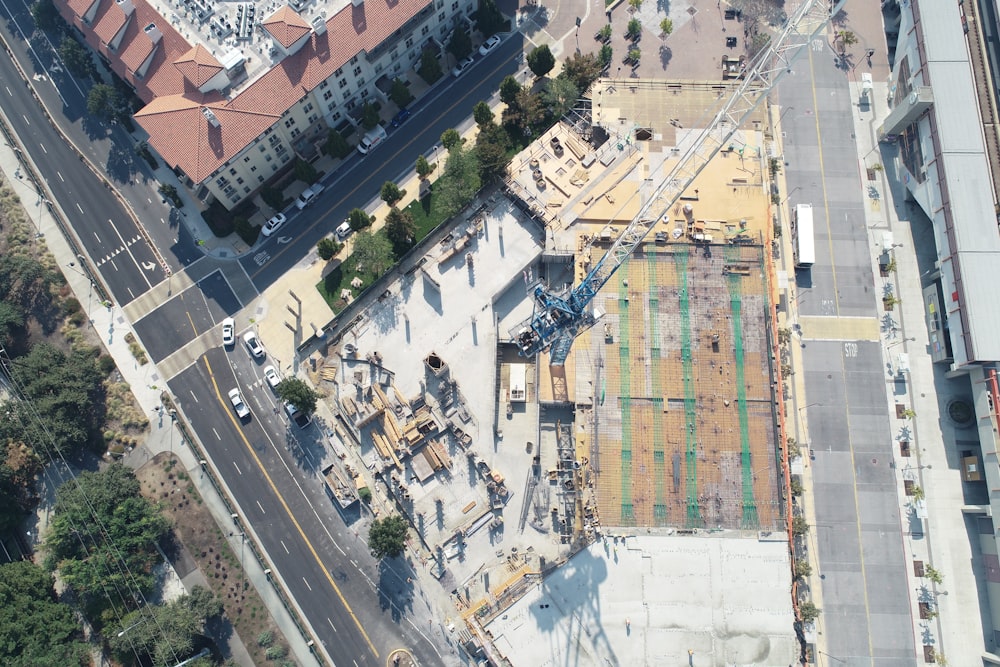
(241, 33, 527, 291)
(170, 346, 446, 666)
(780, 43, 916, 666)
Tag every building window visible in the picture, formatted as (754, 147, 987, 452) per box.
(236, 177, 245, 185)
(243, 156, 250, 163)
(346, 99, 356, 110)
(375, 64, 383, 74)
(269, 134, 281, 146)
(394, 62, 402, 72)
(335, 67, 343, 76)
(332, 112, 341, 121)
(438, 11, 445, 21)
(323, 90, 334, 101)
(303, 102, 314, 113)
(319, 80, 328, 90)
(290, 128, 301, 139)
(451, 1, 458, 10)
(265, 155, 272, 162)
(271, 163, 278, 172)
(421, 25, 429, 36)
(436, 0, 443, 8)
(243, 186, 250, 193)
(350, 56, 358, 65)
(353, 66, 362, 76)
(357, 77, 365, 86)
(250, 165, 257, 172)
(406, 36, 414, 47)
(263, 127, 273, 136)
(229, 168, 236, 175)
(229, 194, 240, 203)
(259, 145, 266, 153)
(338, 78, 348, 88)
(360, 89, 370, 99)
(257, 175, 264, 183)
(280, 154, 290, 164)
(284, 117, 296, 128)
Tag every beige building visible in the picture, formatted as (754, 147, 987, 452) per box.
(59, 0, 478, 209)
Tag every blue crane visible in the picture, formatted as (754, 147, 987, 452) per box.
(513, 0, 848, 365)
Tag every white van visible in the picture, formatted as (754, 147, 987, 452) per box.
(335, 220, 352, 239)
(357, 125, 387, 155)
(295, 183, 325, 210)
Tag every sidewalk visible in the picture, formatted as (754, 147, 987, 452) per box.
(0, 109, 323, 667)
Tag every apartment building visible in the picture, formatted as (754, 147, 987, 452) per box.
(58, 0, 478, 209)
(883, 0, 1000, 654)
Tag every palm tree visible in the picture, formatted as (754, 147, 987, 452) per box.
(836, 30, 858, 55)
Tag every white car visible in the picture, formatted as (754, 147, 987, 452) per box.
(228, 388, 250, 419)
(263, 365, 280, 391)
(335, 220, 352, 240)
(479, 35, 501, 56)
(261, 213, 286, 237)
(452, 56, 475, 78)
(243, 331, 265, 358)
(221, 317, 235, 346)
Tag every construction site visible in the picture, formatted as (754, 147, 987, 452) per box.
(315, 78, 795, 664)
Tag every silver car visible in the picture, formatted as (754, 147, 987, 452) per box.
(228, 388, 250, 419)
(243, 331, 265, 358)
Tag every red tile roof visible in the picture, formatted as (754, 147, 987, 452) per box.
(173, 44, 224, 88)
(91, 1, 127, 46)
(63, 0, 432, 187)
(261, 6, 311, 49)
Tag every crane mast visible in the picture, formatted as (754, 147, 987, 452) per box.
(513, 0, 847, 365)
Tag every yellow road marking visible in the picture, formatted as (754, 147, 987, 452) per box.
(186, 310, 198, 337)
(808, 48, 841, 317)
(203, 356, 379, 659)
(250, 51, 523, 280)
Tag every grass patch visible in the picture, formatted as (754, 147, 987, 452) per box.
(317, 254, 377, 314)
(402, 184, 449, 242)
(124, 332, 148, 365)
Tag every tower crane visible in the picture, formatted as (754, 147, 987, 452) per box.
(513, 0, 847, 365)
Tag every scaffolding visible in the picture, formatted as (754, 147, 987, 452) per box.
(617, 269, 635, 525)
(675, 250, 702, 528)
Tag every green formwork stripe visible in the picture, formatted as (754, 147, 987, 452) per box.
(675, 250, 701, 528)
(648, 250, 666, 524)
(619, 271, 635, 526)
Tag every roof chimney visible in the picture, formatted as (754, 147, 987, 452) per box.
(311, 14, 326, 35)
(201, 107, 221, 127)
(351, 0, 363, 7)
(116, 0, 134, 16)
(143, 22, 162, 44)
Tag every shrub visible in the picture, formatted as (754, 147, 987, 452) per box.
(294, 158, 319, 184)
(257, 630, 273, 648)
(261, 186, 285, 211)
(347, 208, 372, 231)
(317, 238, 342, 261)
(380, 181, 404, 206)
(389, 78, 414, 108)
(361, 102, 380, 130)
(233, 217, 260, 245)
(527, 44, 555, 77)
(323, 129, 351, 159)
(419, 48, 443, 83)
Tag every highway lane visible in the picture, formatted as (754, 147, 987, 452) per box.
(171, 346, 445, 666)
(242, 33, 527, 290)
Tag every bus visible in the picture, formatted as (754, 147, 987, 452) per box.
(792, 203, 815, 268)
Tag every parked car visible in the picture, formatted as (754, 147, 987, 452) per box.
(284, 401, 311, 428)
(336, 220, 352, 240)
(357, 125, 388, 154)
(479, 35, 502, 56)
(295, 183, 325, 209)
(228, 388, 250, 419)
(243, 330, 265, 358)
(261, 212, 286, 237)
(451, 56, 475, 78)
(390, 108, 411, 128)
(263, 365, 280, 391)
(221, 317, 235, 346)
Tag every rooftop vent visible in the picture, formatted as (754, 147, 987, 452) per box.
(351, 0, 363, 7)
(311, 14, 326, 35)
(201, 107, 221, 127)
(143, 22, 162, 44)
(116, 0, 135, 16)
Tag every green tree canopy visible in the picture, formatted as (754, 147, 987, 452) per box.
(31, 0, 61, 31)
(527, 44, 555, 77)
(58, 38, 90, 79)
(324, 129, 350, 159)
(316, 237, 339, 261)
(502, 89, 543, 138)
(3, 343, 105, 456)
(561, 52, 603, 92)
(86, 83, 123, 121)
(543, 76, 579, 119)
(380, 181, 404, 206)
(474, 0, 507, 36)
(419, 48, 443, 84)
(294, 158, 318, 184)
(473, 101, 494, 127)
(388, 78, 413, 108)
(275, 377, 319, 415)
(659, 18, 674, 37)
(440, 128, 462, 151)
(44, 464, 169, 624)
(437, 145, 481, 219)
(360, 102, 380, 131)
(368, 514, 409, 559)
(447, 29, 473, 60)
(0, 301, 25, 346)
(415, 154, 435, 180)
(499, 75, 522, 105)
(475, 121, 512, 183)
(0, 560, 88, 667)
(352, 231, 394, 280)
(108, 587, 221, 667)
(385, 207, 417, 256)
(347, 208, 372, 231)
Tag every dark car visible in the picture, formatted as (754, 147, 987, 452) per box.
(391, 108, 411, 128)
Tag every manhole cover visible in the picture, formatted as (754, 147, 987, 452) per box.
(687, 6, 697, 15)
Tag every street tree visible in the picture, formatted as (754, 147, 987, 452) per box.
(368, 514, 409, 559)
(527, 44, 555, 77)
(380, 181, 404, 206)
(499, 75, 522, 105)
(419, 48, 443, 83)
(799, 601, 821, 624)
(447, 29, 472, 60)
(627, 18, 642, 40)
(543, 76, 579, 119)
(836, 29, 858, 54)
(347, 208, 372, 231)
(473, 101, 494, 127)
(385, 207, 417, 256)
(660, 18, 673, 37)
(324, 129, 350, 159)
(276, 377, 319, 415)
(361, 102, 380, 130)
(474, 0, 507, 36)
(389, 78, 413, 108)
(436, 145, 481, 219)
(599, 44, 613, 69)
(561, 52, 603, 92)
(59, 38, 91, 78)
(475, 121, 512, 183)
(352, 231, 394, 279)
(440, 128, 462, 151)
(415, 154, 435, 180)
(86, 83, 123, 121)
(316, 237, 340, 261)
(31, 0, 61, 31)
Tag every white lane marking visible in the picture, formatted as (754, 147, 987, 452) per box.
(233, 461, 242, 475)
(326, 617, 338, 633)
(280, 540, 289, 554)
(105, 219, 154, 289)
(256, 500, 265, 514)
(5, 86, 10, 95)
(302, 577, 312, 592)
(38, 142, 46, 154)
(93, 230, 101, 243)
(212, 428, 220, 440)
(189, 390, 199, 402)
(22, 114, 29, 125)
(76, 203, 84, 214)
(56, 171, 64, 182)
